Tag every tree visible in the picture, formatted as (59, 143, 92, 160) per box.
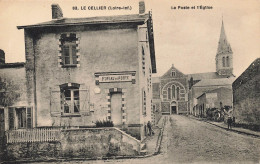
(0, 77, 20, 107)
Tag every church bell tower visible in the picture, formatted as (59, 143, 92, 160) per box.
(216, 19, 233, 76)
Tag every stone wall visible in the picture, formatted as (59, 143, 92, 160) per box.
(233, 74, 260, 125)
(5, 127, 140, 161)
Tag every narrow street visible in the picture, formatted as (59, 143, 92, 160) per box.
(37, 115, 260, 164)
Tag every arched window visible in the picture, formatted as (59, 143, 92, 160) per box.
(226, 56, 229, 67)
(222, 57, 226, 67)
(176, 87, 180, 100)
(172, 85, 176, 99)
(167, 87, 171, 100)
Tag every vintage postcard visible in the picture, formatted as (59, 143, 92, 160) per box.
(0, 0, 259, 163)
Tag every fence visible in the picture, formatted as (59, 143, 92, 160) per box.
(6, 128, 61, 143)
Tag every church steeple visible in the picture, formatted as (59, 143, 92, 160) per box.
(217, 20, 232, 54)
(216, 18, 233, 76)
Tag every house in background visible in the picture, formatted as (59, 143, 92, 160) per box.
(196, 87, 232, 117)
(1, 1, 156, 141)
(0, 52, 29, 158)
(232, 58, 260, 126)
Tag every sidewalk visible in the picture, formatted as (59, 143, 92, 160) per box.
(142, 116, 166, 155)
(188, 115, 260, 138)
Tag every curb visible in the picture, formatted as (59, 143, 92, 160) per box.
(205, 121, 260, 139)
(187, 115, 260, 139)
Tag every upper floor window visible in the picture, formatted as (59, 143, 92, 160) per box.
(60, 83, 80, 114)
(60, 33, 78, 67)
(142, 46, 145, 75)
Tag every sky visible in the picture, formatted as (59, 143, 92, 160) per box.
(0, 0, 259, 77)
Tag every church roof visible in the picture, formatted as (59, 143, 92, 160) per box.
(187, 72, 231, 81)
(197, 87, 232, 99)
(217, 20, 232, 55)
(193, 78, 233, 87)
(161, 64, 186, 79)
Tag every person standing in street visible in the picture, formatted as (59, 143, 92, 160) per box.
(227, 116, 232, 129)
(147, 121, 152, 136)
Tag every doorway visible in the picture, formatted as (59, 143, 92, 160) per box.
(171, 101, 177, 114)
(111, 93, 122, 125)
(171, 106, 177, 114)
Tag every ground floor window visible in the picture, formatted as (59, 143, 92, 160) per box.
(8, 107, 33, 130)
(60, 83, 80, 114)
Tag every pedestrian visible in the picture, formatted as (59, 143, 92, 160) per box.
(227, 116, 232, 129)
(147, 121, 152, 136)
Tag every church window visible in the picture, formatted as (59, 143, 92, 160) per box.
(172, 85, 176, 99)
(171, 71, 176, 77)
(222, 57, 226, 67)
(167, 87, 171, 100)
(176, 87, 180, 100)
(226, 56, 230, 67)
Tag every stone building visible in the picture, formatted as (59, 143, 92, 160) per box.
(152, 19, 234, 116)
(0, 56, 27, 158)
(196, 87, 232, 117)
(187, 20, 235, 115)
(152, 65, 188, 115)
(1, 2, 156, 140)
(232, 58, 260, 126)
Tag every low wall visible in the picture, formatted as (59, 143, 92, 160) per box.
(5, 127, 140, 161)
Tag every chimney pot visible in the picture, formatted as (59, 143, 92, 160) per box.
(139, 1, 145, 15)
(52, 4, 63, 19)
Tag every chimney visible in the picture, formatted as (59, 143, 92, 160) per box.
(0, 49, 5, 64)
(51, 4, 63, 19)
(139, 1, 145, 15)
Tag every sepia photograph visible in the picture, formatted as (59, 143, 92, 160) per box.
(0, 0, 259, 163)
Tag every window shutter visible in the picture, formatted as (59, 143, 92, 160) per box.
(26, 107, 33, 129)
(79, 88, 89, 115)
(8, 108, 15, 130)
(50, 90, 61, 116)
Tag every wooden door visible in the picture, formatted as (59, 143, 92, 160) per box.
(111, 93, 122, 125)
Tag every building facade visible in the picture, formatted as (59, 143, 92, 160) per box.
(196, 87, 232, 117)
(152, 19, 234, 116)
(1, 2, 156, 140)
(232, 58, 260, 126)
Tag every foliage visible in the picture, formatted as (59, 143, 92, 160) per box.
(95, 120, 114, 127)
(0, 77, 20, 107)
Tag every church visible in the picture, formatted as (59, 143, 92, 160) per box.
(152, 19, 235, 116)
